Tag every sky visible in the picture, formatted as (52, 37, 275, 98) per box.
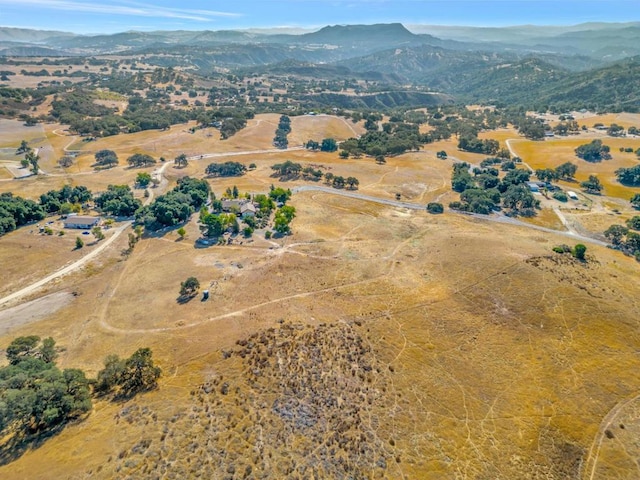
(1, 0, 639, 34)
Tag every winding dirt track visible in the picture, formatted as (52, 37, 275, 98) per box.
(0, 164, 609, 309)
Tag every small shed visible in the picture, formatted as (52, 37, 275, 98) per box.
(64, 216, 101, 229)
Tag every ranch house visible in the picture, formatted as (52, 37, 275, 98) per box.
(64, 216, 101, 229)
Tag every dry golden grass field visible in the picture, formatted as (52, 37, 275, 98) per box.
(1, 115, 640, 479)
(509, 136, 640, 200)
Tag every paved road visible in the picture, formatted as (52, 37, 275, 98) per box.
(292, 185, 609, 247)
(0, 144, 609, 310)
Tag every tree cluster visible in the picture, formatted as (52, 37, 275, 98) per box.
(196, 107, 253, 139)
(323, 173, 359, 190)
(552, 243, 587, 260)
(517, 117, 546, 140)
(580, 175, 603, 194)
(94, 149, 118, 168)
(0, 192, 46, 236)
(615, 165, 640, 186)
(0, 336, 91, 437)
(205, 161, 246, 177)
(127, 153, 156, 168)
(273, 115, 291, 149)
(199, 210, 238, 238)
(340, 121, 423, 158)
(95, 185, 141, 217)
(94, 348, 161, 399)
(449, 163, 538, 216)
(136, 177, 209, 230)
(457, 136, 500, 155)
(39, 185, 92, 214)
(305, 138, 338, 152)
(575, 140, 611, 162)
(274, 205, 296, 235)
(604, 224, 640, 260)
(271, 160, 302, 180)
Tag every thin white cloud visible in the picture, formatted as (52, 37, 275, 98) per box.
(0, 0, 241, 22)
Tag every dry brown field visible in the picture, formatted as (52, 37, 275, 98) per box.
(508, 137, 640, 200)
(1, 115, 640, 479)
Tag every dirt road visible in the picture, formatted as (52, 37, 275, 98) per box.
(292, 185, 609, 247)
(0, 221, 131, 307)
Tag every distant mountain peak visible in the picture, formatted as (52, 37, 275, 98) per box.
(303, 23, 417, 43)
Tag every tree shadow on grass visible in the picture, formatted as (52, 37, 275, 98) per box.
(0, 422, 71, 466)
(176, 294, 196, 304)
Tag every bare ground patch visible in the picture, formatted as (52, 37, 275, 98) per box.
(0, 291, 75, 336)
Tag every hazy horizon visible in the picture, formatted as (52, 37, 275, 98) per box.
(0, 0, 639, 35)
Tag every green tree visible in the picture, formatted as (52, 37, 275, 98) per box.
(502, 184, 538, 215)
(269, 187, 292, 204)
(535, 168, 558, 183)
(346, 177, 359, 190)
(426, 202, 444, 214)
(555, 162, 578, 180)
(58, 156, 73, 168)
(616, 165, 640, 186)
(94, 149, 118, 168)
(580, 175, 603, 194)
(26, 150, 40, 175)
(626, 216, 640, 230)
(575, 140, 611, 162)
(607, 124, 625, 137)
(127, 153, 156, 168)
(39, 337, 58, 364)
(604, 224, 628, 246)
(174, 153, 188, 167)
(75, 236, 84, 249)
(177, 227, 186, 239)
(136, 172, 152, 187)
(631, 193, 640, 209)
(273, 206, 296, 235)
(6, 335, 41, 365)
(94, 354, 125, 395)
(573, 244, 587, 260)
(16, 140, 30, 154)
(320, 138, 338, 152)
(199, 211, 226, 238)
(92, 226, 105, 241)
(180, 276, 200, 297)
(118, 348, 161, 397)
